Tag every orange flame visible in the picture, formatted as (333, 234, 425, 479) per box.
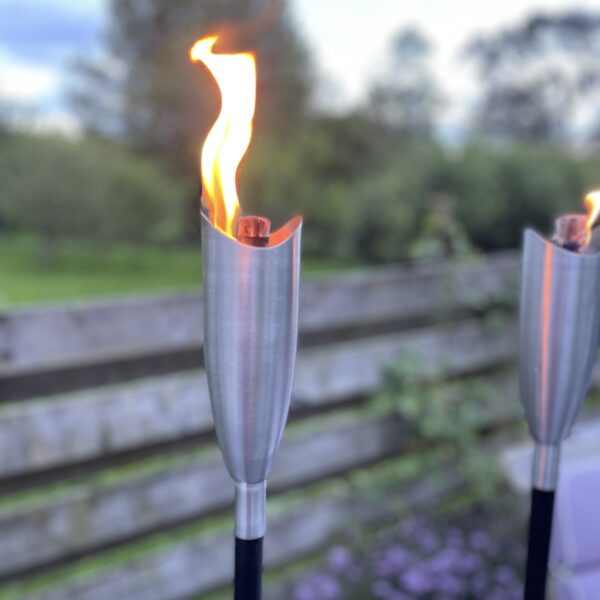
(584, 191, 600, 246)
(190, 36, 257, 237)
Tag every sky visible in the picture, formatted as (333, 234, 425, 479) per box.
(0, 0, 105, 132)
(0, 0, 598, 136)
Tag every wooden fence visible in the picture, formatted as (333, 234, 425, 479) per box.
(0, 253, 522, 600)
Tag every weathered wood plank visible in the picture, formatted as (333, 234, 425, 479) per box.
(0, 319, 517, 479)
(0, 294, 203, 377)
(0, 414, 410, 577)
(0, 367, 523, 578)
(0, 253, 518, 376)
(14, 499, 352, 600)
(0, 253, 522, 595)
(21, 465, 461, 600)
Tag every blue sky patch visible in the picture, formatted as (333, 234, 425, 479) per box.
(0, 0, 103, 65)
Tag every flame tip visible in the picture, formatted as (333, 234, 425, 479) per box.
(190, 36, 218, 61)
(191, 33, 256, 236)
(583, 189, 600, 246)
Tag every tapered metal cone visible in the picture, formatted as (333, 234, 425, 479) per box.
(519, 229, 600, 489)
(201, 212, 302, 538)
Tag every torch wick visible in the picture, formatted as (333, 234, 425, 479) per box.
(237, 215, 271, 247)
(552, 214, 587, 253)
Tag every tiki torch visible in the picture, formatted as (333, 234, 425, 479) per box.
(519, 192, 600, 599)
(191, 37, 302, 600)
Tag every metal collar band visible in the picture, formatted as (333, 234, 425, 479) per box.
(235, 481, 267, 540)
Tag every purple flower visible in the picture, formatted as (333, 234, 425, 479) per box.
(396, 517, 420, 537)
(345, 565, 363, 582)
(454, 551, 482, 574)
(469, 530, 492, 552)
(294, 581, 318, 600)
(472, 573, 488, 595)
(327, 546, 353, 573)
(418, 530, 439, 552)
(446, 528, 464, 549)
(495, 565, 518, 585)
(489, 589, 520, 600)
(399, 567, 432, 594)
(294, 572, 341, 600)
(372, 579, 403, 599)
(314, 573, 341, 599)
(291, 512, 523, 599)
(434, 573, 465, 596)
(374, 545, 410, 576)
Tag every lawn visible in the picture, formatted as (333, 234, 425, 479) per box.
(0, 234, 360, 308)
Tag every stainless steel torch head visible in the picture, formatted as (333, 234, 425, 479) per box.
(201, 212, 302, 484)
(519, 229, 600, 446)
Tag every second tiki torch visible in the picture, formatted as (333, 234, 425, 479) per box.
(519, 192, 600, 600)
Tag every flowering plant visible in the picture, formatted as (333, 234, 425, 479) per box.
(293, 515, 521, 600)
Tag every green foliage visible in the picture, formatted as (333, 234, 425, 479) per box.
(454, 142, 600, 251)
(244, 129, 600, 262)
(244, 128, 470, 263)
(0, 133, 189, 264)
(373, 355, 506, 502)
(242, 119, 383, 260)
(3, 127, 600, 266)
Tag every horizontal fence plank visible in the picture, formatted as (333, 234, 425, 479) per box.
(0, 367, 523, 579)
(0, 318, 517, 480)
(0, 414, 411, 577)
(20, 465, 461, 600)
(0, 253, 518, 377)
(0, 252, 522, 597)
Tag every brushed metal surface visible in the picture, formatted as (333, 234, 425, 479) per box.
(519, 229, 600, 488)
(532, 443, 560, 491)
(201, 212, 302, 487)
(235, 481, 267, 539)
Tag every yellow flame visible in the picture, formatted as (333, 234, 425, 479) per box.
(584, 191, 600, 246)
(190, 36, 256, 237)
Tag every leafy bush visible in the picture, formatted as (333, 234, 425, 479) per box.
(243, 129, 451, 263)
(453, 142, 600, 251)
(3, 127, 600, 266)
(244, 124, 600, 262)
(0, 133, 189, 264)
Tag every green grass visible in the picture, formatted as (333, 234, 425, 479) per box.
(0, 234, 361, 308)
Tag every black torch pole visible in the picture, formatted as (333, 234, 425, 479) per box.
(524, 488, 556, 600)
(234, 537, 263, 600)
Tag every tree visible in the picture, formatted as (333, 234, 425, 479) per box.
(0, 134, 188, 266)
(69, 0, 312, 174)
(367, 27, 443, 139)
(68, 58, 125, 138)
(465, 11, 600, 143)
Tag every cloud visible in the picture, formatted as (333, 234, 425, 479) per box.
(0, 50, 82, 135)
(0, 52, 60, 102)
(0, 0, 103, 65)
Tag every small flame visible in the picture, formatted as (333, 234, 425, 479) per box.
(584, 191, 600, 246)
(190, 36, 257, 237)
